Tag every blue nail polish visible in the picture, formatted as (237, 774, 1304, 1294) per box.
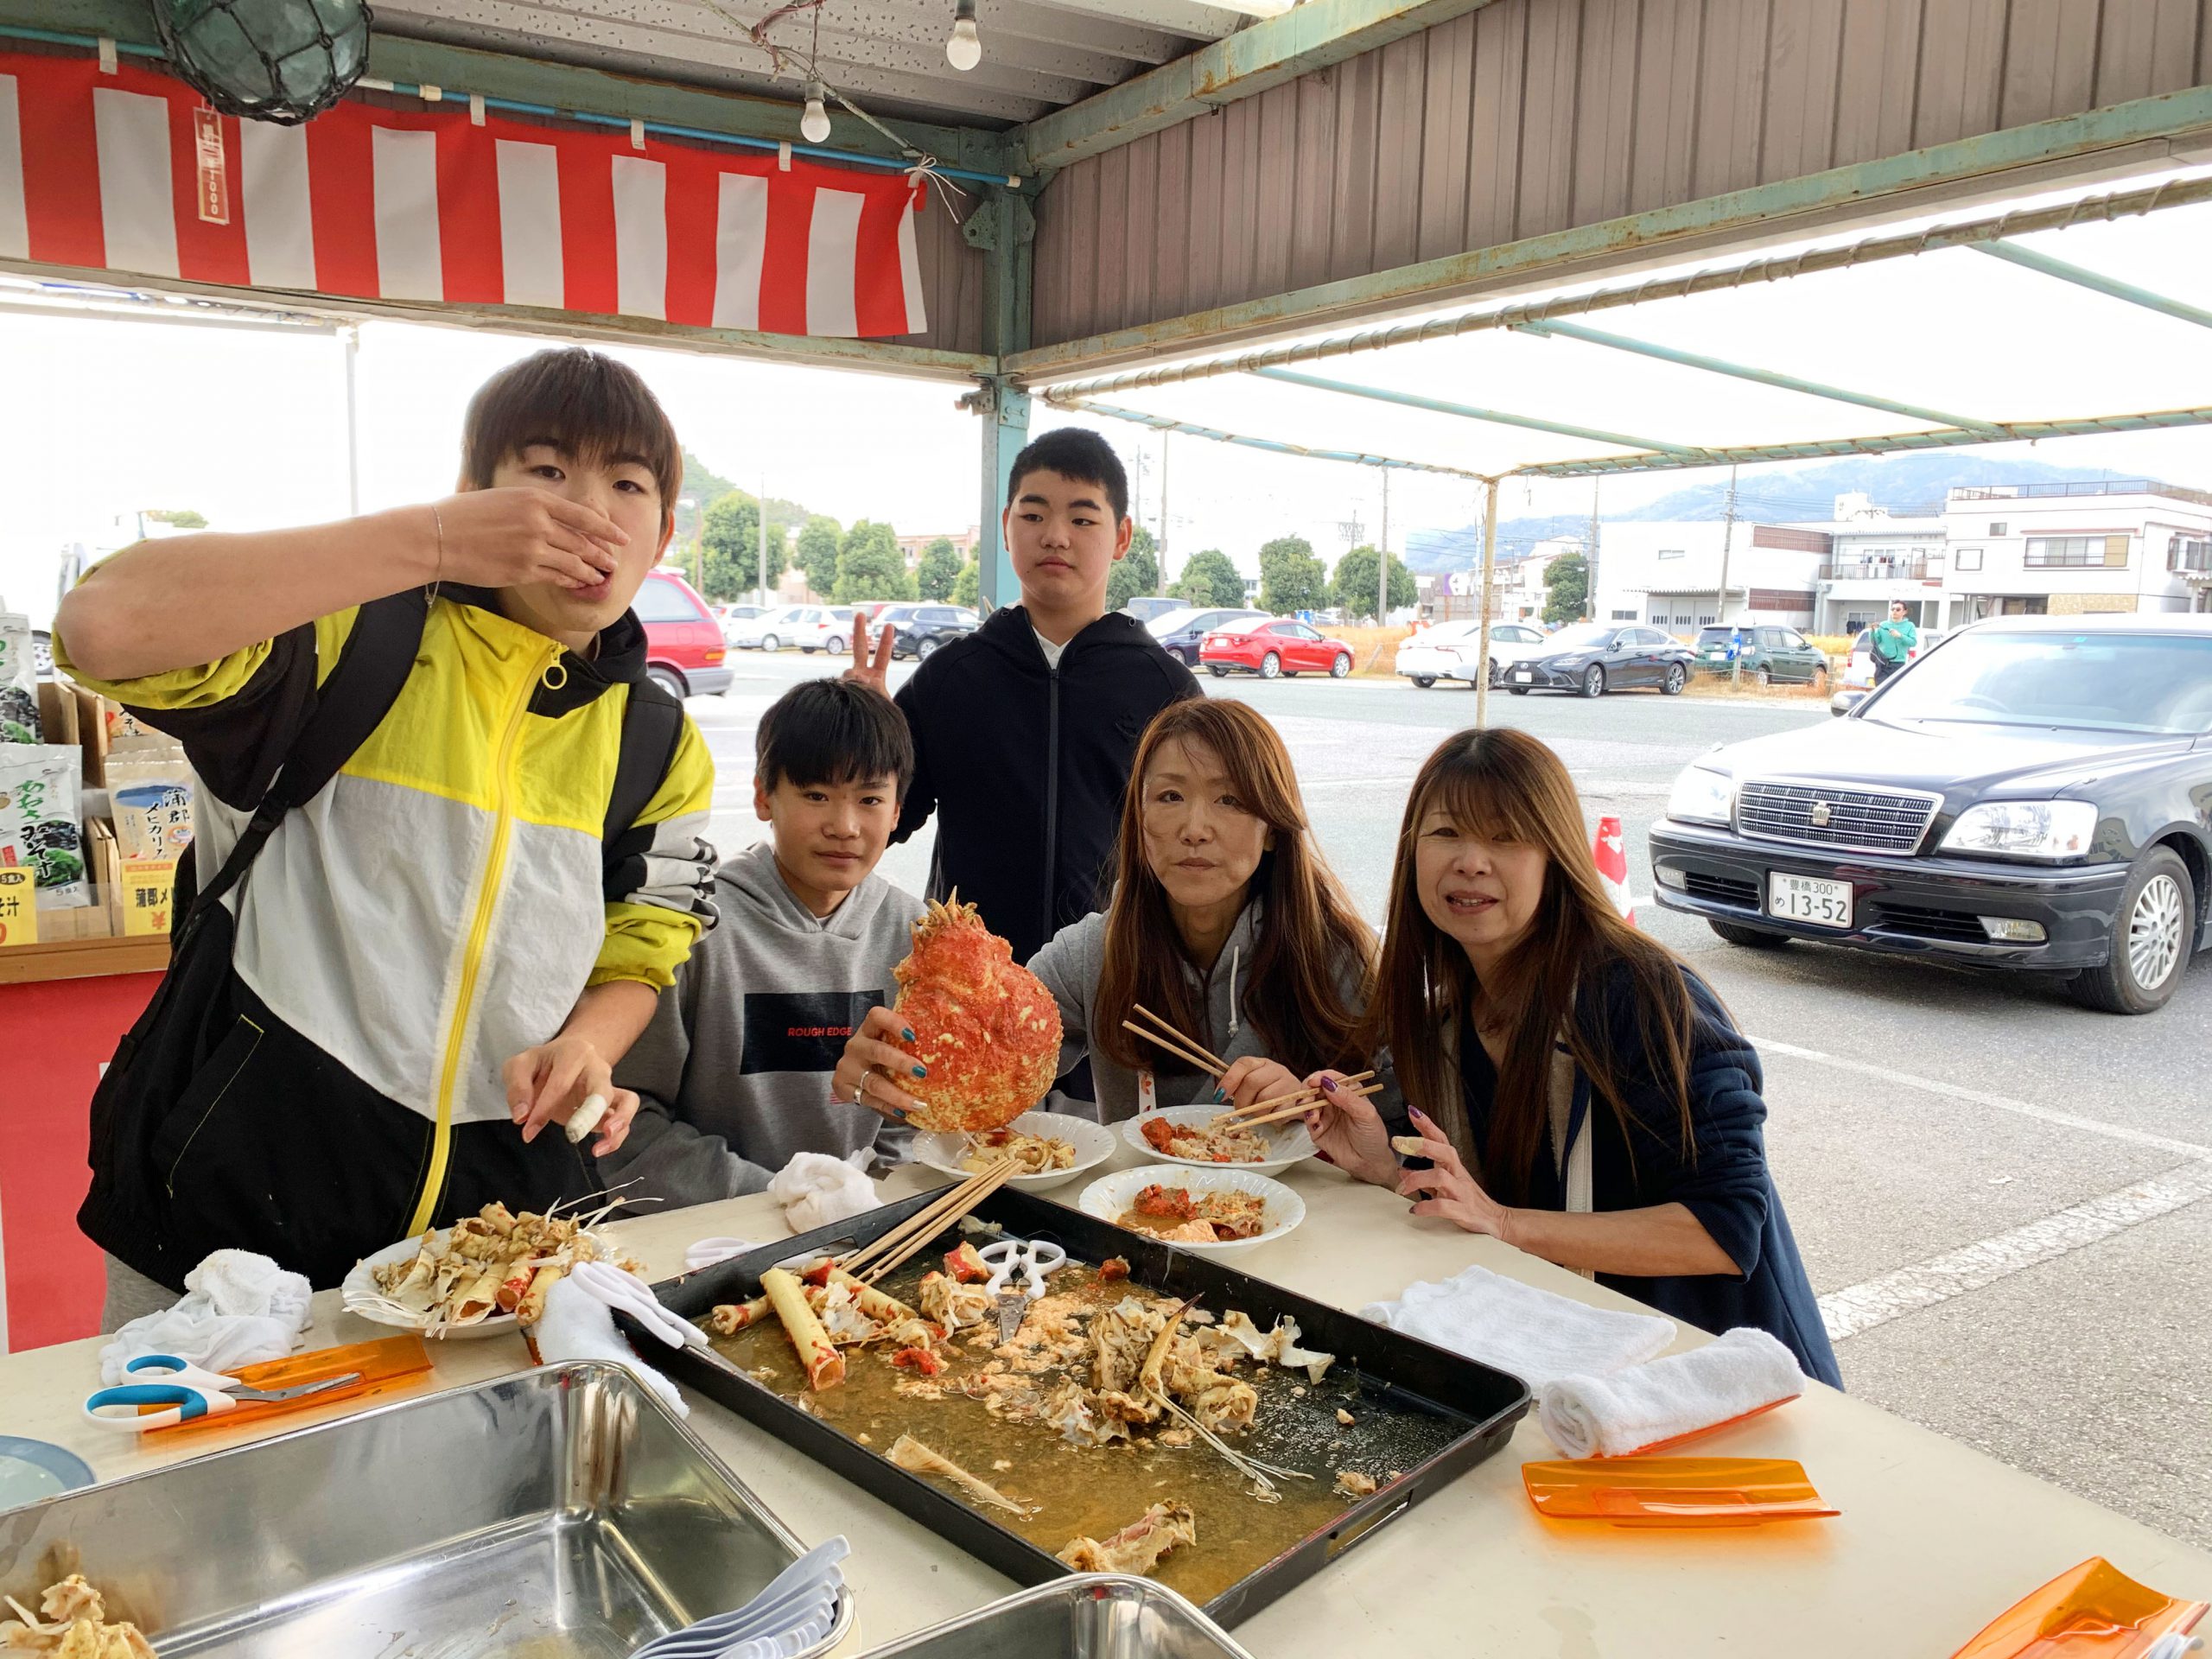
(901, 1027, 917, 1042)
(912, 1065, 928, 1079)
(1211, 1087, 1226, 1103)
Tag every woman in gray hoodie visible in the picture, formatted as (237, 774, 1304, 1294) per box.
(1028, 698, 1399, 1127)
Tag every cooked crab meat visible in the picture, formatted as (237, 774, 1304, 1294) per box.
(917, 1270, 995, 1331)
(1056, 1502, 1198, 1577)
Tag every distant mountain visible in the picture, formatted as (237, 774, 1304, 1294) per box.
(1402, 456, 2150, 577)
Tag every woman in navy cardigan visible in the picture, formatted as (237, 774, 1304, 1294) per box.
(1304, 728, 1840, 1386)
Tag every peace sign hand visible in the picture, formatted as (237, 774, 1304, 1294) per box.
(842, 613, 899, 694)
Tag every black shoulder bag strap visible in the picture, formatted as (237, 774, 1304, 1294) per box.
(601, 675, 685, 863)
(172, 587, 430, 945)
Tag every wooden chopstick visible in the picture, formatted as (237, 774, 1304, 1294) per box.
(1221, 1070, 1376, 1120)
(844, 1154, 1019, 1279)
(1132, 1003, 1232, 1074)
(1237, 1081, 1385, 1131)
(1120, 1020, 1224, 1079)
(860, 1157, 1023, 1285)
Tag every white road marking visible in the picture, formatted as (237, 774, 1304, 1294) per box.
(1751, 1034, 2212, 1160)
(1818, 1159, 2212, 1341)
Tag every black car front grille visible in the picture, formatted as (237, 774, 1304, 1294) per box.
(1872, 904, 1988, 944)
(1682, 871, 1762, 909)
(1735, 779, 1940, 855)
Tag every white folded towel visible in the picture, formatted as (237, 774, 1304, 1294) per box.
(769, 1151, 880, 1234)
(1359, 1263, 1675, 1389)
(535, 1276, 689, 1420)
(1537, 1325, 1808, 1459)
(99, 1249, 314, 1384)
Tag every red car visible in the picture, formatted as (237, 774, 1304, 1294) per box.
(1200, 617, 1353, 680)
(632, 569, 731, 697)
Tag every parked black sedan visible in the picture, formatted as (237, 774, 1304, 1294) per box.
(1500, 622, 1694, 697)
(1649, 614, 2212, 1014)
(873, 602, 980, 659)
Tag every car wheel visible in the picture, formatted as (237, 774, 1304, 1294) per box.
(826, 635, 845, 654)
(1709, 919, 1788, 949)
(1330, 653, 1351, 678)
(1508, 686, 1530, 696)
(647, 665, 687, 699)
(1755, 664, 1772, 688)
(1207, 664, 1228, 678)
(1580, 664, 1605, 699)
(1811, 665, 1830, 692)
(2069, 847, 2195, 1014)
(760, 633, 779, 652)
(1260, 652, 1281, 680)
(1662, 664, 1687, 696)
(917, 636, 941, 659)
(1412, 675, 1436, 689)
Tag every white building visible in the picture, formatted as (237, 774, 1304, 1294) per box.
(1590, 521, 1824, 632)
(1932, 481, 2212, 625)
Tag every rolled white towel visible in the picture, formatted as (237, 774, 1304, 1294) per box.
(770, 1150, 881, 1234)
(1536, 1325, 1808, 1459)
(534, 1276, 689, 1420)
(99, 1249, 314, 1385)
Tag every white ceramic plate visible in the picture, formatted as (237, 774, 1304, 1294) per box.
(909, 1109, 1118, 1193)
(1077, 1164, 1306, 1259)
(1119, 1104, 1319, 1176)
(340, 1233, 536, 1340)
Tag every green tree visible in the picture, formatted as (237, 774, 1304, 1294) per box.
(916, 537, 962, 601)
(1106, 526, 1161, 613)
(699, 491, 788, 601)
(145, 508, 207, 530)
(1257, 536, 1326, 615)
(676, 448, 734, 542)
(834, 520, 913, 603)
(1329, 545, 1418, 622)
(1542, 550, 1589, 625)
(796, 514, 842, 598)
(1173, 549, 1243, 608)
(951, 559, 982, 610)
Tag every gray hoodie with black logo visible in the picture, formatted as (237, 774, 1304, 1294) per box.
(606, 839, 921, 1209)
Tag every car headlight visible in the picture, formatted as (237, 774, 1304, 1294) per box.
(1940, 801, 2098, 860)
(1666, 766, 1735, 826)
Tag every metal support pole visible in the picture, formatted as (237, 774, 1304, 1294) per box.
(1475, 477, 1500, 728)
(1585, 481, 1601, 623)
(1158, 432, 1171, 585)
(1972, 241, 2212, 332)
(1249, 365, 1706, 458)
(969, 189, 1035, 613)
(757, 474, 769, 607)
(1718, 466, 1740, 686)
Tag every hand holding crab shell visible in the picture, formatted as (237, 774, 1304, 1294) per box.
(832, 1005, 930, 1123)
(500, 1032, 639, 1155)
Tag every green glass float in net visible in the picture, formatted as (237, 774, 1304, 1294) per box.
(149, 0, 371, 124)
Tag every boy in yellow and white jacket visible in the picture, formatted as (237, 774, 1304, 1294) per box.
(57, 348, 717, 1312)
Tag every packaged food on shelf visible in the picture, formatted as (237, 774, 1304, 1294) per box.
(0, 612, 38, 744)
(0, 744, 89, 908)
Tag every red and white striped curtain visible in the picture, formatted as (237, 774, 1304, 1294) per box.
(0, 48, 929, 337)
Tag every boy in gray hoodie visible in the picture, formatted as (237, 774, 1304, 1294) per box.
(607, 679, 922, 1207)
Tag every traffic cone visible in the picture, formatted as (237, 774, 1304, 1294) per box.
(1592, 815, 1635, 924)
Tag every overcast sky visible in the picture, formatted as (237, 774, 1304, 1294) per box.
(4, 166, 2210, 623)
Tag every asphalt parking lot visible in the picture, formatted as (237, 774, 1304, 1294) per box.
(691, 645, 2212, 1548)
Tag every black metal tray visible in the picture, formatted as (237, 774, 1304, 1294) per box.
(628, 1186, 1529, 1630)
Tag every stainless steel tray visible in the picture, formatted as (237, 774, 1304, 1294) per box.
(855, 1575, 1256, 1659)
(0, 1362, 851, 1658)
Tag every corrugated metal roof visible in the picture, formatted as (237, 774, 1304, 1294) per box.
(366, 0, 1243, 129)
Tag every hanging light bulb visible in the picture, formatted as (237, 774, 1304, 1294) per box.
(799, 79, 831, 144)
(945, 0, 982, 71)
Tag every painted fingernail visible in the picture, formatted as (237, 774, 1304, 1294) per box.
(912, 1065, 928, 1079)
(901, 1027, 917, 1042)
(892, 1107, 909, 1121)
(1211, 1087, 1226, 1103)
(1408, 1106, 1430, 1122)
(1321, 1077, 1339, 1095)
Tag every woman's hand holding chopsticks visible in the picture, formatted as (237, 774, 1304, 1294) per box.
(1300, 1071, 1402, 1186)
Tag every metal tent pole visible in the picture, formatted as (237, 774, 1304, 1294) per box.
(1475, 476, 1500, 728)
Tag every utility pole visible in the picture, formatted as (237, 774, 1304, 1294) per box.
(1378, 468, 1391, 626)
(1718, 464, 1741, 686)
(1157, 433, 1170, 585)
(1584, 479, 1601, 622)
(758, 474, 770, 607)
(1474, 477, 1501, 727)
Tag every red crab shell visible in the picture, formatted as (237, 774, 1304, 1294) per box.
(890, 897, 1062, 1134)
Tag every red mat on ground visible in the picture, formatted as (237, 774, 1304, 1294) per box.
(1, 973, 158, 1351)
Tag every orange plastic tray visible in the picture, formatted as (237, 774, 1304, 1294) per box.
(1522, 1456, 1840, 1527)
(1949, 1557, 2208, 1658)
(147, 1334, 434, 1438)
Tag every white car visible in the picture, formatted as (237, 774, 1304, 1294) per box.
(726, 605, 855, 652)
(1395, 620, 1550, 688)
(1830, 626, 1948, 715)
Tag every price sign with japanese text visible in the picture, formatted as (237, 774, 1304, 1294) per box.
(0, 865, 36, 946)
(122, 857, 178, 938)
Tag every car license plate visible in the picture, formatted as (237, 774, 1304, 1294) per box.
(1511, 668, 1535, 683)
(1768, 873, 1852, 929)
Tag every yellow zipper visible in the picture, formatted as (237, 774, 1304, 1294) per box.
(405, 640, 557, 1235)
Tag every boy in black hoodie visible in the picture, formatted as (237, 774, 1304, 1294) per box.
(876, 429, 1198, 968)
